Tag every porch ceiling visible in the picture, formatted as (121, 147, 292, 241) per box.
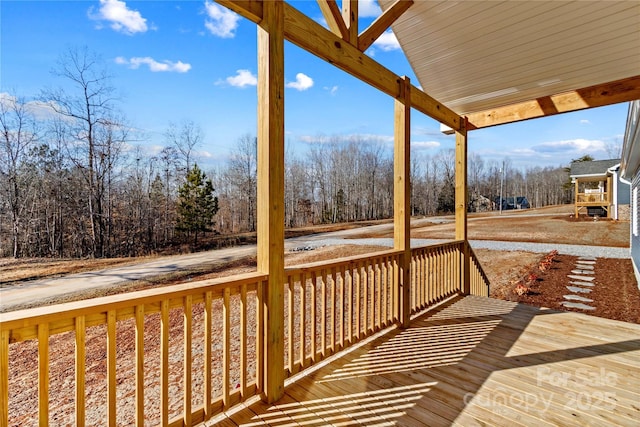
(380, 0, 640, 128)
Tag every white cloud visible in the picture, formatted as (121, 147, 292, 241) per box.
(373, 30, 401, 51)
(89, 0, 148, 35)
(532, 138, 606, 154)
(0, 92, 64, 121)
(412, 141, 440, 150)
(204, 1, 239, 38)
(223, 69, 257, 87)
(324, 85, 339, 96)
(115, 56, 191, 73)
(359, 0, 382, 17)
(286, 73, 314, 91)
(580, 119, 591, 124)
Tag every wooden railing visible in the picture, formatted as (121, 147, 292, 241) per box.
(468, 243, 491, 297)
(283, 249, 401, 377)
(576, 192, 609, 204)
(0, 273, 266, 427)
(410, 240, 464, 313)
(1, 242, 491, 426)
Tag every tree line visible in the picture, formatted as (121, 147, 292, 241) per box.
(1, 48, 572, 259)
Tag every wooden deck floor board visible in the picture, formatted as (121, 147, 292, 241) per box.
(202, 296, 640, 427)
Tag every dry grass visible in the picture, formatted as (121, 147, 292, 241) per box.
(0, 257, 156, 285)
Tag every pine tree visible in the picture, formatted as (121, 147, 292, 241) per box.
(176, 164, 219, 245)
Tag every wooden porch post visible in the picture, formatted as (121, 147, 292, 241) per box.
(574, 180, 579, 218)
(455, 117, 470, 295)
(394, 76, 411, 328)
(607, 175, 613, 218)
(257, 0, 285, 403)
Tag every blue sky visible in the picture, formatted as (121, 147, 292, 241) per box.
(1, 0, 629, 170)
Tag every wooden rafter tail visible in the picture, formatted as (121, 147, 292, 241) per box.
(467, 75, 640, 130)
(317, 0, 348, 40)
(358, 0, 413, 52)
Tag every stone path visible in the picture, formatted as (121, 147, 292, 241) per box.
(562, 257, 597, 311)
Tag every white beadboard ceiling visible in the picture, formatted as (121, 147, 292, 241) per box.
(379, 0, 640, 115)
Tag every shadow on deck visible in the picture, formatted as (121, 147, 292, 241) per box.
(207, 296, 640, 426)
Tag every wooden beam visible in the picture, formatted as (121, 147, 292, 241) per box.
(214, 1, 462, 131)
(467, 75, 640, 129)
(342, 0, 358, 46)
(257, 0, 285, 404)
(317, 0, 349, 40)
(358, 0, 413, 52)
(284, 5, 461, 131)
(216, 0, 263, 23)
(394, 77, 411, 328)
(455, 118, 469, 294)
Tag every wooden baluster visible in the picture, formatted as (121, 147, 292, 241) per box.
(107, 310, 116, 427)
(0, 329, 8, 427)
(287, 275, 295, 372)
(375, 259, 381, 330)
(223, 288, 230, 407)
(320, 271, 326, 358)
(382, 257, 388, 325)
(362, 262, 369, 335)
(160, 300, 170, 426)
(346, 269, 353, 344)
(240, 284, 248, 398)
(355, 264, 361, 340)
(299, 273, 306, 366)
(75, 316, 86, 427)
(310, 273, 316, 363)
(135, 305, 145, 427)
(203, 293, 212, 418)
(183, 297, 192, 425)
(256, 280, 264, 392)
(338, 267, 345, 350)
(38, 323, 49, 426)
(331, 267, 337, 354)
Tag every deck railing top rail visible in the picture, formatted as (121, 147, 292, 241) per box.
(1, 271, 267, 339)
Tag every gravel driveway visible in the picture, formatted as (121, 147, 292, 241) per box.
(293, 236, 631, 259)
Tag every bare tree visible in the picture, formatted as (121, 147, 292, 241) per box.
(165, 120, 203, 176)
(42, 46, 126, 257)
(0, 93, 40, 257)
(225, 134, 257, 231)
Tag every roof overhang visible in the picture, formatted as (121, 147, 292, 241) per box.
(380, 0, 640, 129)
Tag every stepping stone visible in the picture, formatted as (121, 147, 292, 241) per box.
(578, 257, 597, 261)
(571, 270, 594, 275)
(563, 294, 593, 303)
(576, 260, 596, 265)
(568, 275, 594, 281)
(562, 301, 596, 310)
(569, 281, 595, 287)
(567, 286, 592, 294)
(573, 264, 594, 270)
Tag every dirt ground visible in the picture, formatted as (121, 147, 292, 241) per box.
(412, 215, 629, 247)
(491, 252, 640, 324)
(4, 207, 639, 426)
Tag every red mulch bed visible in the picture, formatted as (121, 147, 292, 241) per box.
(498, 252, 640, 324)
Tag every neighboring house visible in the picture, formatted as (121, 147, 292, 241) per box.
(621, 100, 640, 285)
(569, 159, 630, 219)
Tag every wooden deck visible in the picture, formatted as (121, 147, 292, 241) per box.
(205, 296, 640, 427)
